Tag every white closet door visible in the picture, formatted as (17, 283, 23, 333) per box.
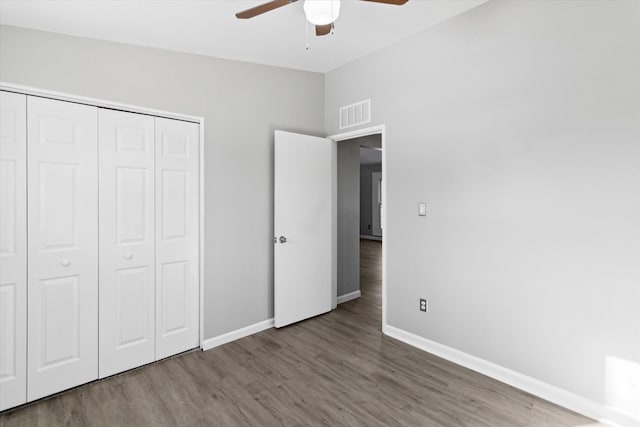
(27, 96, 98, 401)
(98, 110, 155, 378)
(0, 91, 27, 411)
(155, 118, 199, 359)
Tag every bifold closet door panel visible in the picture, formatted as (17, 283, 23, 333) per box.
(26, 96, 98, 401)
(0, 91, 27, 411)
(155, 118, 199, 359)
(98, 109, 156, 378)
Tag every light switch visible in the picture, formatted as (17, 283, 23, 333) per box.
(418, 203, 427, 216)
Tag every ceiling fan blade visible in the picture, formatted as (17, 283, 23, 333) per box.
(315, 24, 332, 36)
(236, 0, 298, 19)
(361, 0, 408, 5)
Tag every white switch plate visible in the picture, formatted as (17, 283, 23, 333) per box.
(418, 203, 427, 216)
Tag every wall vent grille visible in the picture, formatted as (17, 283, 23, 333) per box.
(339, 99, 371, 130)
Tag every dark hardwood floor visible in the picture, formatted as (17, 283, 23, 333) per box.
(1, 239, 595, 426)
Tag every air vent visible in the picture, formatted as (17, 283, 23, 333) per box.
(339, 99, 371, 130)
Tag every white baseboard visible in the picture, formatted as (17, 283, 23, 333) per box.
(360, 235, 382, 241)
(202, 318, 274, 351)
(383, 324, 637, 427)
(337, 290, 361, 304)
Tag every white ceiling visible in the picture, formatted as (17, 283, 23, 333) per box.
(360, 146, 382, 166)
(0, 0, 485, 73)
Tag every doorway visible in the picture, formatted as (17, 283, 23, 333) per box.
(361, 149, 383, 241)
(331, 125, 386, 328)
(371, 171, 383, 238)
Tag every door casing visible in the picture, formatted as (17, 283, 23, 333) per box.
(371, 171, 383, 237)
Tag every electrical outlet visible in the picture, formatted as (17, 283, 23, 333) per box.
(419, 298, 428, 312)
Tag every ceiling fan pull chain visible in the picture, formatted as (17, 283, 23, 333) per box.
(305, 19, 310, 50)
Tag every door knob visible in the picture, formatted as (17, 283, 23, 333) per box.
(124, 253, 133, 260)
(60, 259, 71, 267)
(279, 236, 287, 243)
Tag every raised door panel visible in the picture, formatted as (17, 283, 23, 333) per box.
(155, 118, 199, 360)
(98, 109, 155, 378)
(160, 261, 188, 336)
(0, 91, 27, 411)
(39, 162, 79, 250)
(0, 160, 16, 257)
(27, 96, 98, 401)
(162, 170, 188, 240)
(37, 276, 80, 369)
(117, 168, 148, 244)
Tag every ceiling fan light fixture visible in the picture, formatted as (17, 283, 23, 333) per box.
(303, 0, 341, 26)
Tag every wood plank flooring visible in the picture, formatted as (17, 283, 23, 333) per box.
(1, 239, 595, 426)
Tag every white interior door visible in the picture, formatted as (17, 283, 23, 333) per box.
(371, 171, 383, 237)
(0, 91, 27, 410)
(98, 109, 155, 378)
(155, 117, 199, 359)
(26, 96, 98, 401)
(274, 130, 335, 328)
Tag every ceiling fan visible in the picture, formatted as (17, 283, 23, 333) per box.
(236, 0, 408, 36)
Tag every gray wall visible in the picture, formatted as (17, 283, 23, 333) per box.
(354, 134, 381, 150)
(337, 140, 360, 297)
(0, 25, 324, 339)
(360, 163, 382, 237)
(325, 0, 640, 421)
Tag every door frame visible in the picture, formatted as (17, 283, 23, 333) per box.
(371, 171, 383, 237)
(328, 125, 387, 327)
(0, 81, 207, 351)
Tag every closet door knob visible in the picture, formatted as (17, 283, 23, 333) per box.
(124, 253, 133, 260)
(60, 259, 71, 267)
